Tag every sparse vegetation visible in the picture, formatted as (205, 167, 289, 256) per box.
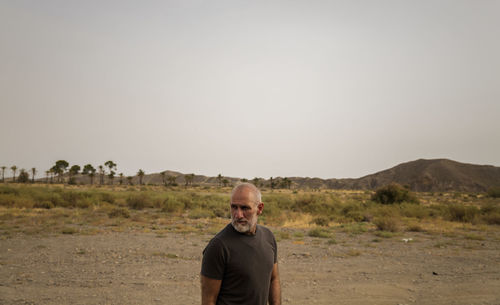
(308, 228, 331, 238)
(0, 184, 498, 240)
(373, 216, 400, 232)
(371, 183, 419, 204)
(487, 186, 500, 198)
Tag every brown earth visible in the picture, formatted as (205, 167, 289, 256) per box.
(1, 227, 499, 305)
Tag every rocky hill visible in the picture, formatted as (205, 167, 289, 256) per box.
(291, 159, 500, 192)
(344, 159, 500, 192)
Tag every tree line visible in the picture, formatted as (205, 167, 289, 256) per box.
(1, 161, 294, 189)
(1, 160, 165, 186)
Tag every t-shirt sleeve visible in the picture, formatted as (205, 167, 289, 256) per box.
(201, 237, 227, 280)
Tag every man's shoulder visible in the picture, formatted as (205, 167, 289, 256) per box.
(206, 224, 234, 246)
(214, 223, 234, 239)
(257, 224, 276, 239)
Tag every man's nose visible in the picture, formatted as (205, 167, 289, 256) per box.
(234, 208, 244, 218)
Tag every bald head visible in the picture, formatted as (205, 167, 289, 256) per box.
(231, 183, 262, 206)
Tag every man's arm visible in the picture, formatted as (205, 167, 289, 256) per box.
(201, 275, 222, 305)
(268, 263, 281, 305)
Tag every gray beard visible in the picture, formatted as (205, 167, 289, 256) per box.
(231, 215, 257, 233)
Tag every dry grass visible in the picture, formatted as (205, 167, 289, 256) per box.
(0, 184, 499, 241)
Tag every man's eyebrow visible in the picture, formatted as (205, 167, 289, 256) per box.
(230, 203, 250, 207)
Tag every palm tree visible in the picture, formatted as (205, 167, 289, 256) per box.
(54, 160, 69, 183)
(45, 170, 50, 184)
(1, 166, 6, 182)
(119, 173, 124, 185)
(104, 161, 117, 185)
(270, 177, 276, 189)
(160, 171, 167, 186)
(49, 167, 56, 184)
(184, 173, 195, 187)
(17, 169, 29, 183)
(282, 177, 292, 189)
(127, 176, 133, 185)
(82, 164, 96, 185)
(107, 171, 116, 185)
(217, 174, 223, 187)
(137, 169, 145, 185)
(98, 165, 105, 185)
(69, 165, 81, 184)
(11, 165, 17, 182)
(167, 175, 177, 186)
(31, 167, 37, 183)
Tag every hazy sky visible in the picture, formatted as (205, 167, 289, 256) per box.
(1, 0, 499, 179)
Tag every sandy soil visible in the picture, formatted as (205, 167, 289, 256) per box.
(1, 228, 499, 305)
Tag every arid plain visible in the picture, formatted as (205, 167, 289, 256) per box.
(1, 184, 499, 305)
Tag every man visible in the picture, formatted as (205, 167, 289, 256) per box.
(201, 183, 281, 305)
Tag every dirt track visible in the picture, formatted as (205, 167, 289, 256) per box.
(1, 228, 499, 305)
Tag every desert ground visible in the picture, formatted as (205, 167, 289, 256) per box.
(1, 184, 499, 304)
(1, 226, 499, 305)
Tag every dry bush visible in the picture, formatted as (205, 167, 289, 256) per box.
(188, 208, 214, 219)
(480, 203, 500, 225)
(371, 183, 419, 204)
(312, 215, 330, 226)
(406, 222, 424, 232)
(108, 207, 130, 218)
(373, 216, 400, 232)
(126, 193, 152, 210)
(308, 228, 331, 238)
(446, 204, 480, 223)
(487, 187, 500, 198)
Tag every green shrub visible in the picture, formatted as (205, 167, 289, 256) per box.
(446, 204, 479, 223)
(340, 202, 366, 222)
(278, 231, 290, 240)
(0, 193, 34, 208)
(61, 227, 77, 234)
(0, 185, 19, 195)
(212, 206, 229, 218)
(487, 187, 500, 198)
(99, 192, 115, 204)
(108, 207, 130, 218)
(481, 213, 500, 225)
(406, 223, 424, 232)
(341, 222, 368, 234)
(293, 193, 338, 214)
(373, 215, 400, 232)
(480, 203, 500, 225)
(17, 170, 30, 183)
(312, 215, 330, 226)
(33, 200, 54, 209)
(371, 183, 419, 204)
(161, 197, 185, 213)
(188, 208, 214, 219)
(400, 202, 429, 219)
(308, 228, 330, 238)
(127, 193, 152, 210)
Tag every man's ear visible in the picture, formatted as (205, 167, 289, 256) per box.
(257, 202, 264, 215)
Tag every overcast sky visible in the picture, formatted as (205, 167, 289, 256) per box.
(1, 0, 499, 179)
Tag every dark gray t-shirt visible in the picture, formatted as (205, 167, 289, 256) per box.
(201, 223, 277, 305)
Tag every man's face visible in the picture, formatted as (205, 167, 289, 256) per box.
(230, 188, 263, 234)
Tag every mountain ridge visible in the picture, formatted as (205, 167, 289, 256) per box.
(138, 158, 500, 192)
(37, 158, 500, 192)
